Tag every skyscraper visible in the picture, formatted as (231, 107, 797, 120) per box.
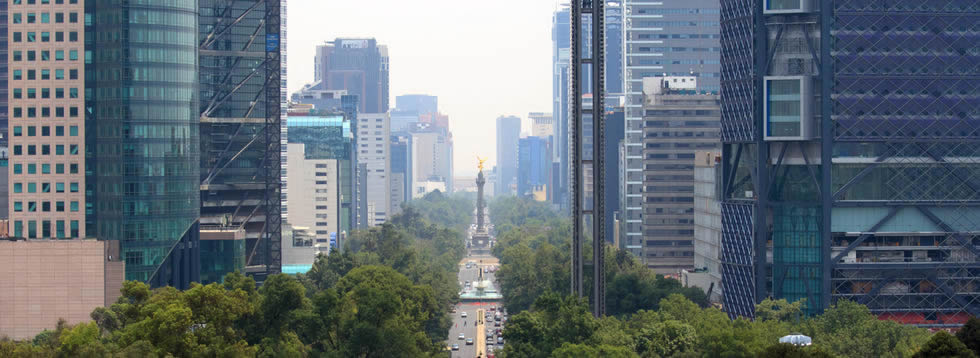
(315, 38, 390, 114)
(622, 0, 721, 257)
(495, 115, 521, 196)
(10, 0, 88, 241)
(199, 0, 283, 279)
(720, 0, 980, 324)
(517, 136, 550, 199)
(87, 0, 202, 288)
(640, 77, 720, 273)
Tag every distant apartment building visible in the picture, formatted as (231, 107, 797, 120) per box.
(640, 77, 720, 274)
(622, 0, 721, 256)
(315, 38, 389, 113)
(356, 113, 391, 226)
(409, 129, 452, 197)
(495, 116, 521, 196)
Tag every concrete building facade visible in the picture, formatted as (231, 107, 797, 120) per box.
(287, 143, 339, 249)
(640, 77, 720, 273)
(356, 113, 390, 226)
(8, 0, 86, 240)
(622, 0, 721, 257)
(0, 239, 124, 340)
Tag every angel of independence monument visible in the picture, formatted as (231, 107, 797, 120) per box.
(470, 157, 492, 255)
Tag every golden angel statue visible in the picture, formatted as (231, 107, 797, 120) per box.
(477, 156, 487, 172)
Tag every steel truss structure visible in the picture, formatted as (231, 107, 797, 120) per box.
(720, 0, 979, 326)
(199, 0, 282, 278)
(571, 0, 606, 317)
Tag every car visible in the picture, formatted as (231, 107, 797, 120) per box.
(465, 338, 474, 345)
(451, 344, 459, 351)
(494, 321, 501, 327)
(489, 306, 496, 311)
(487, 331, 494, 338)
(458, 333, 465, 340)
(461, 311, 468, 318)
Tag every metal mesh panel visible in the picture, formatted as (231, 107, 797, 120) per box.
(720, 0, 757, 143)
(721, 201, 757, 319)
(830, 0, 980, 327)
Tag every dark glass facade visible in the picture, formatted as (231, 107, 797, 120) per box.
(198, 0, 281, 277)
(720, 0, 980, 325)
(88, 0, 201, 288)
(517, 136, 549, 198)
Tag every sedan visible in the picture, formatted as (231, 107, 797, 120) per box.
(458, 333, 465, 340)
(465, 338, 474, 345)
(461, 311, 468, 318)
(451, 344, 459, 351)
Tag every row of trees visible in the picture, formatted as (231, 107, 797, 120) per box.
(489, 197, 707, 315)
(0, 191, 472, 357)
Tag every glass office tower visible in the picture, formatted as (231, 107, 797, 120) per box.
(87, 0, 201, 288)
(720, 0, 979, 326)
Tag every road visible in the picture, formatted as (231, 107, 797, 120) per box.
(448, 255, 503, 358)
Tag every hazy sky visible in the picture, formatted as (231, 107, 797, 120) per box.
(287, 0, 558, 177)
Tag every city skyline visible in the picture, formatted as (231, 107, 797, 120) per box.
(287, 0, 556, 176)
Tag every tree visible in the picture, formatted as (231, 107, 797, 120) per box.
(760, 343, 836, 358)
(957, 317, 980, 356)
(550, 343, 637, 358)
(913, 331, 976, 358)
(799, 300, 931, 358)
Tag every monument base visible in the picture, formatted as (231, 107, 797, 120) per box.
(470, 231, 491, 255)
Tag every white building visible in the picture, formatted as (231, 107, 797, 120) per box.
(357, 113, 391, 226)
(286, 143, 340, 248)
(529, 112, 554, 139)
(685, 151, 723, 304)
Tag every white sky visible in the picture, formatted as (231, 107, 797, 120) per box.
(287, 0, 558, 176)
